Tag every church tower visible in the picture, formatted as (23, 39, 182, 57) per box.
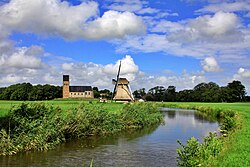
(63, 75, 70, 98)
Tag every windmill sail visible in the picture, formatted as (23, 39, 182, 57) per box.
(112, 61, 121, 100)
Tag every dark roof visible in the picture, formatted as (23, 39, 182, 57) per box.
(69, 86, 92, 92)
(63, 75, 69, 81)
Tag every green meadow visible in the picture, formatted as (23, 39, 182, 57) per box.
(0, 99, 123, 117)
(0, 100, 250, 166)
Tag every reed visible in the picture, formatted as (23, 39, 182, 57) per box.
(0, 102, 163, 155)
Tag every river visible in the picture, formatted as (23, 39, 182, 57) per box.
(0, 108, 219, 167)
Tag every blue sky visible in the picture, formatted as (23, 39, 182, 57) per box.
(0, 0, 250, 94)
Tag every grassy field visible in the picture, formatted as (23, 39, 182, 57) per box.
(0, 100, 250, 166)
(0, 99, 124, 117)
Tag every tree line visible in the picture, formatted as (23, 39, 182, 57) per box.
(0, 83, 62, 100)
(133, 80, 249, 102)
(0, 80, 249, 102)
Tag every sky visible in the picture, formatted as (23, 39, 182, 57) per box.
(0, 0, 250, 94)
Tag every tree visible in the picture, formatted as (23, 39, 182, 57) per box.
(100, 89, 112, 99)
(176, 90, 194, 102)
(148, 86, 166, 101)
(0, 83, 62, 100)
(93, 87, 100, 98)
(192, 82, 221, 102)
(226, 80, 246, 102)
(133, 88, 146, 99)
(164, 86, 176, 102)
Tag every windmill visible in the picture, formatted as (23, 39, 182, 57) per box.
(112, 61, 134, 102)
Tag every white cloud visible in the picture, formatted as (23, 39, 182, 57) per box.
(236, 68, 250, 78)
(132, 70, 206, 91)
(62, 63, 74, 71)
(103, 55, 139, 76)
(0, 46, 44, 74)
(82, 11, 146, 39)
(60, 55, 139, 88)
(196, 2, 250, 14)
(105, 0, 177, 18)
(167, 12, 241, 43)
(5, 47, 43, 69)
(105, 0, 144, 13)
(0, 74, 21, 84)
(151, 20, 184, 33)
(114, 11, 250, 66)
(202, 57, 221, 72)
(0, 0, 145, 40)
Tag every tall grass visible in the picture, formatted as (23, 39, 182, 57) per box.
(0, 102, 163, 155)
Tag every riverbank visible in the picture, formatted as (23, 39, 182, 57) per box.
(0, 101, 249, 166)
(162, 102, 250, 167)
(0, 102, 163, 155)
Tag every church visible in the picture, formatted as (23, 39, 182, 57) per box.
(62, 75, 94, 99)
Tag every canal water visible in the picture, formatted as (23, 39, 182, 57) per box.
(0, 108, 219, 167)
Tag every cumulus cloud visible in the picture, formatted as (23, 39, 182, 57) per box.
(0, 46, 44, 74)
(0, 0, 145, 87)
(103, 55, 139, 75)
(0, 0, 145, 40)
(83, 11, 146, 39)
(202, 57, 221, 72)
(0, 74, 21, 84)
(236, 68, 250, 78)
(114, 11, 250, 65)
(167, 12, 241, 43)
(60, 55, 139, 87)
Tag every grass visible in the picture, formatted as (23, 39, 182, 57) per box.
(163, 102, 250, 167)
(0, 99, 123, 117)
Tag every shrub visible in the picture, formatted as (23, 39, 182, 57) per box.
(177, 133, 222, 167)
(177, 137, 200, 167)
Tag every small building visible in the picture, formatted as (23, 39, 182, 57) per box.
(63, 75, 94, 98)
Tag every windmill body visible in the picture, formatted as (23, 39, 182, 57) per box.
(112, 61, 134, 102)
(113, 78, 134, 101)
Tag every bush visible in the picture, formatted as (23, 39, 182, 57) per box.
(177, 133, 222, 167)
(177, 137, 200, 167)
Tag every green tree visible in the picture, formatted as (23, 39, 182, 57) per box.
(133, 88, 146, 99)
(9, 83, 32, 100)
(148, 86, 166, 101)
(92, 87, 100, 98)
(226, 80, 246, 102)
(176, 89, 194, 102)
(164, 86, 176, 102)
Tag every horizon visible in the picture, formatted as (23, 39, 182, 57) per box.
(0, 0, 250, 95)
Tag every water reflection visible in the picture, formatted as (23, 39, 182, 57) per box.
(0, 108, 219, 167)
